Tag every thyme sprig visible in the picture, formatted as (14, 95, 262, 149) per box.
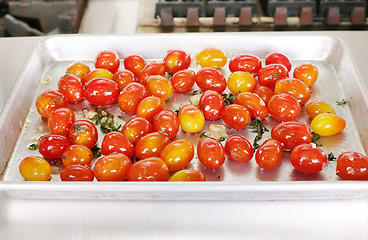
(221, 93, 236, 106)
(247, 117, 269, 150)
(311, 132, 323, 147)
(83, 107, 123, 133)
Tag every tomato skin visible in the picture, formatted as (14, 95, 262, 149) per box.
(145, 75, 174, 101)
(101, 131, 135, 158)
(124, 54, 147, 77)
(122, 116, 153, 144)
(112, 69, 136, 91)
(178, 104, 205, 133)
(196, 48, 227, 69)
(255, 139, 284, 169)
(68, 120, 98, 149)
(265, 52, 292, 72)
(58, 73, 84, 102)
(274, 78, 311, 106)
(62, 144, 93, 167)
(66, 61, 90, 82)
(336, 152, 368, 180)
(258, 64, 289, 90)
(169, 169, 206, 181)
(19, 156, 52, 181)
(84, 78, 119, 106)
(290, 143, 328, 174)
(93, 153, 132, 181)
(160, 139, 194, 172)
(48, 107, 76, 136)
(221, 104, 251, 130)
(198, 90, 225, 120)
(38, 134, 72, 160)
(293, 63, 318, 87)
(36, 90, 68, 119)
(138, 61, 165, 85)
(163, 49, 191, 74)
(235, 92, 268, 119)
(94, 50, 120, 74)
(267, 93, 301, 122)
(253, 86, 274, 105)
(310, 113, 346, 136)
(225, 135, 254, 163)
(271, 121, 311, 151)
(171, 69, 196, 93)
(126, 157, 169, 181)
(152, 110, 180, 139)
(135, 132, 171, 160)
(118, 82, 148, 114)
(227, 71, 257, 94)
(195, 67, 227, 93)
(83, 68, 114, 85)
(60, 165, 94, 181)
(229, 55, 262, 76)
(306, 101, 336, 119)
(197, 137, 226, 169)
(136, 96, 164, 122)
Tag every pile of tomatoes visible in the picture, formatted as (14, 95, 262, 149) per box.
(18, 47, 368, 182)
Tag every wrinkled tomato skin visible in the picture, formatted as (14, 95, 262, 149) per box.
(38, 134, 72, 160)
(195, 67, 227, 93)
(58, 73, 84, 103)
(221, 104, 251, 130)
(136, 96, 164, 122)
(19, 156, 52, 181)
(83, 68, 114, 85)
(60, 165, 94, 181)
(112, 69, 136, 91)
(271, 121, 311, 151)
(255, 139, 284, 170)
(197, 137, 226, 169)
(306, 101, 336, 119)
(138, 61, 166, 85)
(66, 61, 90, 82)
(124, 54, 147, 77)
(118, 82, 148, 114)
(145, 75, 174, 101)
(265, 52, 292, 72)
(93, 153, 132, 181)
(61, 144, 93, 167)
(225, 135, 254, 163)
(48, 107, 76, 136)
(228, 55, 262, 76)
(227, 71, 257, 94)
(235, 92, 268, 119)
(274, 78, 311, 106)
(68, 120, 98, 149)
(293, 63, 318, 87)
(267, 93, 301, 122)
(290, 143, 328, 174)
(163, 49, 191, 74)
(169, 169, 206, 181)
(198, 90, 225, 120)
(94, 50, 120, 74)
(171, 69, 196, 93)
(135, 132, 171, 160)
(101, 131, 135, 158)
(127, 157, 169, 181)
(35, 90, 68, 119)
(152, 110, 180, 139)
(178, 104, 205, 133)
(160, 139, 194, 172)
(258, 64, 289, 90)
(196, 48, 227, 69)
(253, 86, 274, 105)
(122, 116, 153, 144)
(84, 78, 119, 106)
(336, 152, 368, 180)
(310, 113, 346, 137)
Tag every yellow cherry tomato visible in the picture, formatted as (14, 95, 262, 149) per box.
(169, 169, 206, 181)
(306, 101, 336, 119)
(227, 71, 257, 95)
(311, 113, 346, 136)
(196, 48, 227, 69)
(19, 156, 52, 181)
(178, 104, 205, 133)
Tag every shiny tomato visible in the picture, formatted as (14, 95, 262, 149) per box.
(196, 48, 227, 69)
(198, 90, 225, 120)
(265, 52, 292, 72)
(118, 82, 148, 114)
(135, 132, 171, 159)
(66, 61, 90, 82)
(136, 96, 164, 122)
(163, 49, 191, 74)
(178, 104, 205, 133)
(293, 63, 318, 87)
(60, 165, 94, 181)
(197, 137, 226, 169)
(171, 69, 196, 93)
(112, 69, 136, 91)
(274, 78, 311, 106)
(235, 92, 268, 119)
(126, 157, 169, 181)
(84, 78, 119, 106)
(267, 93, 301, 122)
(290, 143, 328, 174)
(38, 134, 72, 160)
(228, 54, 262, 76)
(145, 75, 174, 101)
(221, 104, 251, 130)
(68, 120, 98, 149)
(48, 107, 75, 136)
(19, 156, 52, 181)
(306, 101, 336, 119)
(253, 85, 274, 105)
(122, 116, 153, 144)
(101, 131, 135, 158)
(83, 68, 114, 85)
(137, 61, 165, 85)
(94, 50, 120, 74)
(93, 153, 132, 181)
(310, 113, 346, 136)
(271, 121, 311, 151)
(195, 67, 227, 93)
(336, 152, 368, 180)
(124, 54, 146, 76)
(61, 144, 93, 167)
(160, 139, 194, 172)
(169, 169, 206, 181)
(152, 110, 179, 139)
(225, 135, 254, 163)
(227, 71, 257, 94)
(58, 73, 84, 102)
(35, 90, 68, 118)
(258, 64, 289, 90)
(255, 139, 284, 169)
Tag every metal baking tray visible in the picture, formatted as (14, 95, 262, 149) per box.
(1, 33, 368, 201)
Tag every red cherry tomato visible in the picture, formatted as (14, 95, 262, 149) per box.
(336, 152, 368, 180)
(290, 143, 328, 174)
(160, 139, 194, 172)
(126, 157, 169, 181)
(112, 69, 136, 91)
(145, 75, 174, 101)
(124, 54, 147, 76)
(265, 52, 292, 72)
(136, 96, 164, 122)
(118, 82, 148, 114)
(198, 90, 225, 120)
(228, 54, 262, 76)
(94, 50, 120, 74)
(197, 137, 226, 169)
(66, 61, 90, 82)
(163, 49, 191, 74)
(171, 69, 196, 93)
(101, 131, 135, 158)
(271, 121, 311, 151)
(258, 64, 289, 90)
(152, 110, 180, 139)
(84, 78, 119, 106)
(122, 116, 153, 144)
(68, 120, 98, 149)
(267, 93, 301, 122)
(225, 135, 254, 163)
(93, 153, 132, 181)
(135, 132, 171, 160)
(195, 67, 227, 93)
(48, 107, 75, 136)
(83, 68, 114, 85)
(255, 139, 284, 169)
(138, 61, 165, 85)
(35, 90, 68, 118)
(221, 104, 251, 130)
(169, 169, 206, 181)
(293, 63, 318, 87)
(58, 73, 84, 102)
(253, 86, 274, 105)
(60, 165, 94, 181)
(235, 92, 268, 119)
(38, 134, 72, 160)
(274, 78, 311, 106)
(61, 144, 93, 167)
(19, 156, 51, 181)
